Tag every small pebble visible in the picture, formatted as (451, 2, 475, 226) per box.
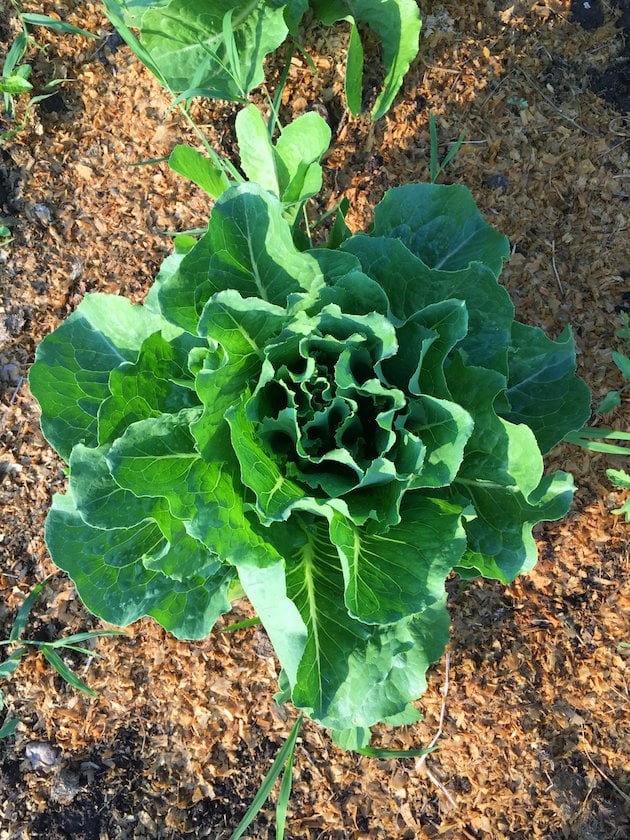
(24, 741, 59, 771)
(33, 204, 52, 225)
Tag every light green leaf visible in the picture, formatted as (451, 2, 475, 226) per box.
(272, 110, 331, 224)
(29, 295, 170, 460)
(168, 144, 230, 198)
(107, 411, 281, 568)
(259, 514, 450, 729)
(236, 105, 279, 195)
(607, 468, 630, 490)
(0, 75, 33, 95)
(345, 21, 364, 115)
(612, 350, 630, 381)
(98, 330, 201, 444)
(157, 184, 323, 333)
(117, 0, 293, 100)
(68, 444, 157, 529)
(227, 396, 307, 522)
(597, 390, 622, 414)
(0, 717, 19, 739)
(21, 13, 97, 38)
(0, 648, 25, 680)
(330, 494, 466, 624)
(446, 354, 542, 498)
(67, 445, 214, 582)
(607, 469, 630, 522)
(311, 0, 422, 120)
(40, 646, 97, 697)
(237, 559, 308, 689)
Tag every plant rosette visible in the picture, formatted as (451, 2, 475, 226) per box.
(30, 160, 591, 746)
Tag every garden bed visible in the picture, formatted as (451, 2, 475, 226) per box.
(1, 1, 629, 837)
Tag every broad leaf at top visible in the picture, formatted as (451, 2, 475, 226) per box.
(370, 183, 510, 275)
(117, 0, 303, 100)
(311, 0, 422, 120)
(158, 184, 323, 333)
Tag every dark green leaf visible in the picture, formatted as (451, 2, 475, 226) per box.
(345, 22, 363, 115)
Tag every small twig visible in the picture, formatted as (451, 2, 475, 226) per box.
(518, 69, 600, 137)
(550, 240, 565, 298)
(416, 653, 456, 807)
(581, 736, 630, 806)
(8, 375, 24, 407)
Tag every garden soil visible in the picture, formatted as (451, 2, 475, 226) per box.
(1, 1, 629, 838)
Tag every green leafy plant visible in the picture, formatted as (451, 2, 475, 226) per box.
(0, 578, 126, 739)
(566, 313, 630, 520)
(29, 106, 591, 750)
(101, 0, 421, 119)
(1, 7, 96, 140)
(0, 222, 13, 245)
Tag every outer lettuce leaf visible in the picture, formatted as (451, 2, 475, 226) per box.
(107, 411, 281, 569)
(240, 514, 451, 730)
(46, 493, 234, 639)
(29, 295, 173, 460)
(454, 471, 576, 582)
(98, 330, 202, 444)
(330, 495, 465, 624)
(370, 183, 510, 276)
(343, 235, 514, 372)
(504, 323, 592, 453)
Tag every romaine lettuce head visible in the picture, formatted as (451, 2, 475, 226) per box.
(30, 181, 591, 735)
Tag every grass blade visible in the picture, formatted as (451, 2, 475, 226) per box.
(565, 427, 630, 454)
(21, 14, 97, 39)
(268, 48, 294, 139)
(40, 645, 97, 697)
(0, 647, 26, 678)
(275, 724, 298, 840)
(48, 629, 128, 647)
(101, 0, 168, 88)
(358, 744, 436, 759)
(222, 9, 245, 98)
(345, 22, 363, 117)
(440, 131, 466, 171)
(229, 714, 303, 840)
(2, 30, 29, 81)
(222, 617, 261, 633)
(9, 579, 48, 642)
(429, 112, 438, 182)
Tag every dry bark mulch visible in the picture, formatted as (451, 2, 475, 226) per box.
(1, 1, 629, 838)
